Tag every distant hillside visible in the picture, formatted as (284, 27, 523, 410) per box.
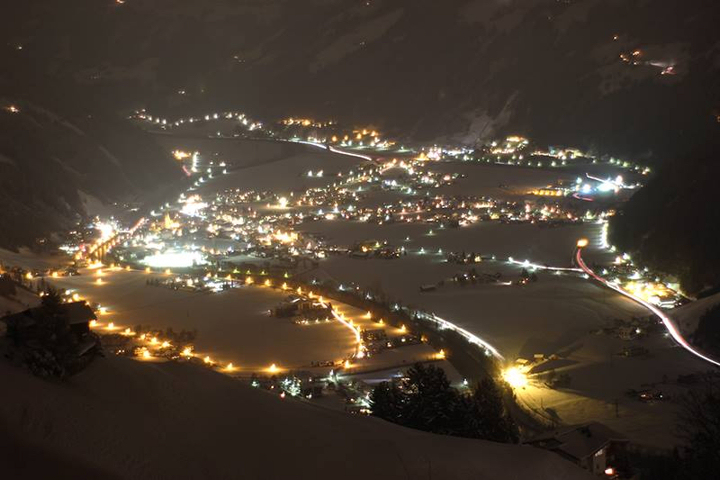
(0, 95, 183, 249)
(3, 0, 718, 160)
(610, 143, 720, 294)
(0, 355, 593, 480)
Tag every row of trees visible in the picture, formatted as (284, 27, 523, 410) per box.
(370, 363, 518, 443)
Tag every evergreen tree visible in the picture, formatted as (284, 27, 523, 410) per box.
(369, 380, 405, 422)
(470, 377, 519, 443)
(369, 363, 518, 443)
(401, 363, 458, 434)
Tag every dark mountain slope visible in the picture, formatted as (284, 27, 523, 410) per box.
(610, 143, 720, 294)
(0, 91, 183, 249)
(3, 0, 718, 159)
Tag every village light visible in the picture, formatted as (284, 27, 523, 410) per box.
(502, 367, 528, 388)
(268, 363, 279, 373)
(576, 238, 589, 248)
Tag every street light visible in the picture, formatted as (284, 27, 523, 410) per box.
(502, 367, 528, 388)
(576, 238, 589, 248)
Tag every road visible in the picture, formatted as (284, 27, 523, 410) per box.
(575, 246, 720, 368)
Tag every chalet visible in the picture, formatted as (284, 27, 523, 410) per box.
(1, 301, 98, 356)
(525, 422, 628, 476)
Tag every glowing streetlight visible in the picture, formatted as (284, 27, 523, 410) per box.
(502, 367, 528, 388)
(576, 238, 589, 248)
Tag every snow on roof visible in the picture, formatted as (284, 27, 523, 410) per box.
(527, 422, 628, 461)
(0, 356, 594, 480)
(1, 301, 95, 327)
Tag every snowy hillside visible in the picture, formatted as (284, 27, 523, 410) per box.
(0, 356, 593, 480)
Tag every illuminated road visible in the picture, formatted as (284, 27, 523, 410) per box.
(295, 139, 373, 162)
(575, 246, 720, 368)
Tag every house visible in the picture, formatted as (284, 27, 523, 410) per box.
(525, 422, 628, 476)
(2, 301, 96, 344)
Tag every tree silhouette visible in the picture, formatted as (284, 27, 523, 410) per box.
(370, 363, 518, 442)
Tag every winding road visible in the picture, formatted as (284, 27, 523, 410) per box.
(575, 246, 720, 368)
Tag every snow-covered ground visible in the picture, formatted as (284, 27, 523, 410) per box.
(308, 256, 643, 357)
(303, 252, 708, 447)
(430, 161, 575, 198)
(0, 356, 593, 480)
(49, 270, 357, 371)
(196, 150, 359, 196)
(0, 247, 67, 271)
(0, 286, 40, 316)
(303, 218, 606, 266)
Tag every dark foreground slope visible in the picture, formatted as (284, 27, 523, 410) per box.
(0, 356, 592, 480)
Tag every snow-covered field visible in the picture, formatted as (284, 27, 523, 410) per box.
(430, 161, 576, 198)
(48, 270, 356, 370)
(308, 256, 643, 356)
(0, 247, 68, 271)
(196, 149, 358, 196)
(303, 218, 607, 266)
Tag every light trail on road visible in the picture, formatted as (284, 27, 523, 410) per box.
(416, 312, 505, 361)
(295, 140, 373, 162)
(576, 246, 720, 368)
(506, 257, 582, 273)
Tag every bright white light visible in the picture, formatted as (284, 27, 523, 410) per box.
(503, 367, 528, 388)
(142, 251, 206, 268)
(95, 222, 115, 242)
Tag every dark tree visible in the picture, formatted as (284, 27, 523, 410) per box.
(369, 380, 405, 422)
(40, 286, 63, 311)
(693, 304, 720, 357)
(466, 377, 519, 443)
(369, 363, 517, 443)
(677, 380, 720, 479)
(401, 363, 458, 434)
